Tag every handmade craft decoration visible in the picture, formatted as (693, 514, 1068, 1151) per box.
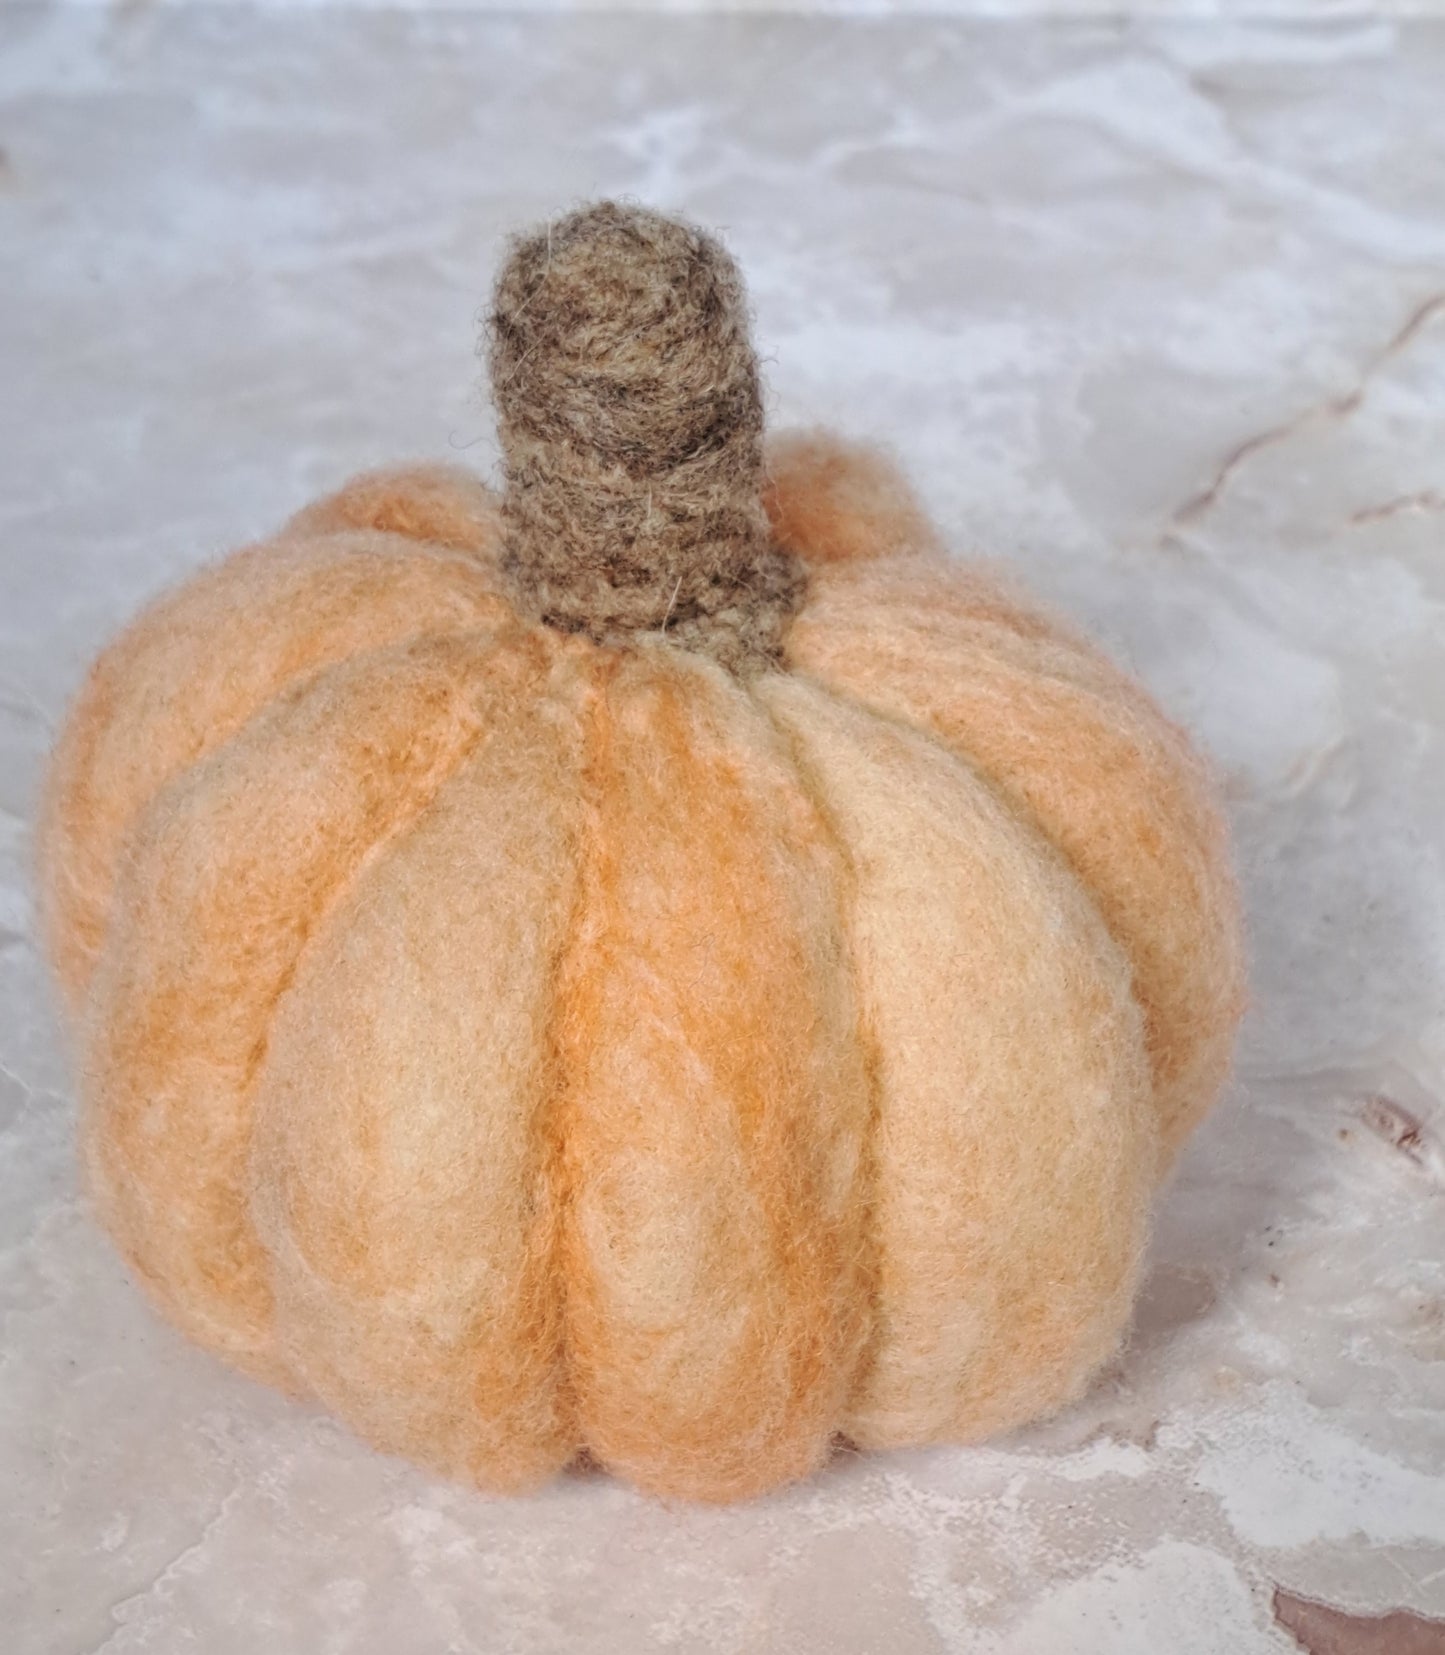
(38, 202, 1244, 1502)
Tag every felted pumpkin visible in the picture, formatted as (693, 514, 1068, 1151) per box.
(38, 202, 1244, 1504)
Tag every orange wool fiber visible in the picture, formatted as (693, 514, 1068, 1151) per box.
(37, 201, 1245, 1503)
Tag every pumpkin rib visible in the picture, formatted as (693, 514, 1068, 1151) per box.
(787, 559, 1244, 1157)
(250, 641, 581, 1492)
(796, 555, 1237, 781)
(799, 555, 1176, 728)
(762, 432, 945, 568)
(550, 644, 872, 1501)
(761, 675, 1158, 1447)
(38, 526, 512, 1010)
(81, 628, 548, 1384)
(283, 463, 502, 554)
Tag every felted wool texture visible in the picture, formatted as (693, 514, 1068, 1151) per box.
(251, 632, 579, 1491)
(765, 437, 1244, 1156)
(83, 630, 543, 1384)
(285, 461, 502, 553)
(39, 466, 509, 1009)
(548, 643, 871, 1501)
(38, 200, 1246, 1504)
(764, 430, 945, 566)
(761, 674, 1155, 1448)
(491, 202, 805, 673)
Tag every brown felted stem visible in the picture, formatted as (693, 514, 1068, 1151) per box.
(489, 201, 805, 674)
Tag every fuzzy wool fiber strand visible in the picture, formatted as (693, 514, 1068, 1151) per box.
(489, 201, 805, 672)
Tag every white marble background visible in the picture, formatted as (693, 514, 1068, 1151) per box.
(3, 7, 1445, 1652)
(40, 1, 1445, 18)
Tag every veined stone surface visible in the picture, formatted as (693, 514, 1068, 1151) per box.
(2, 8, 1443, 1651)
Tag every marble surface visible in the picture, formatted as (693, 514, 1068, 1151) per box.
(4, 7, 1445, 1651)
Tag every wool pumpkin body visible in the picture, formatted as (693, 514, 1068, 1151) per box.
(38, 204, 1243, 1503)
